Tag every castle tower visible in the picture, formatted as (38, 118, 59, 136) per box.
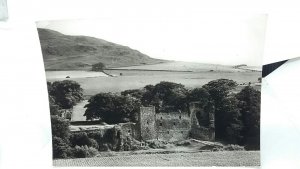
(138, 106, 157, 140)
(189, 102, 215, 141)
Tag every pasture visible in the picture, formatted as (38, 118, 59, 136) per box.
(110, 61, 261, 72)
(53, 151, 260, 167)
(46, 70, 261, 95)
(46, 70, 107, 79)
(45, 62, 261, 95)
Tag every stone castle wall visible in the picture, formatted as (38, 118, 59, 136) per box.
(189, 102, 215, 141)
(138, 102, 215, 142)
(155, 112, 191, 141)
(71, 102, 215, 142)
(138, 106, 157, 140)
(117, 122, 140, 140)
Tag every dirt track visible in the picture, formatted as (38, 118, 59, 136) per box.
(53, 151, 260, 167)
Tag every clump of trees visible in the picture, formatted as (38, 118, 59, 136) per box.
(202, 79, 242, 143)
(47, 80, 88, 159)
(84, 93, 141, 123)
(121, 81, 189, 112)
(48, 80, 83, 112)
(141, 82, 189, 112)
(91, 62, 106, 72)
(51, 116, 73, 158)
(236, 86, 261, 150)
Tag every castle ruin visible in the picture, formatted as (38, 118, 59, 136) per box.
(137, 102, 215, 142)
(69, 101, 215, 143)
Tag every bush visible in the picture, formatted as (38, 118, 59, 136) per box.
(244, 136, 260, 150)
(51, 116, 70, 140)
(176, 140, 192, 146)
(103, 127, 122, 151)
(224, 144, 245, 151)
(89, 138, 99, 149)
(99, 143, 110, 151)
(72, 145, 99, 158)
(69, 132, 99, 149)
(200, 144, 244, 152)
(87, 131, 108, 151)
(122, 137, 149, 151)
(146, 140, 167, 149)
(52, 136, 72, 159)
(199, 145, 224, 151)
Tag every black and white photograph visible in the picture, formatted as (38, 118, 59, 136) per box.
(36, 14, 265, 166)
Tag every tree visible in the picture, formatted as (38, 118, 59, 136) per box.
(51, 115, 70, 140)
(187, 87, 210, 105)
(51, 116, 72, 159)
(49, 95, 60, 116)
(236, 86, 261, 149)
(52, 136, 72, 159)
(202, 79, 241, 142)
(48, 80, 83, 109)
(84, 93, 141, 124)
(47, 81, 61, 115)
(69, 132, 99, 149)
(141, 81, 189, 112)
(91, 62, 106, 72)
(202, 79, 238, 107)
(222, 96, 243, 144)
(72, 145, 98, 158)
(141, 84, 157, 107)
(187, 88, 214, 126)
(121, 89, 145, 100)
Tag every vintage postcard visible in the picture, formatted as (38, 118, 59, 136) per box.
(36, 14, 265, 166)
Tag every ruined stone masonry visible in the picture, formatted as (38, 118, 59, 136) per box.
(138, 102, 215, 142)
(69, 101, 215, 143)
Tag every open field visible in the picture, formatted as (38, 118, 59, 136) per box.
(53, 151, 260, 167)
(111, 61, 261, 72)
(46, 66, 261, 95)
(47, 70, 261, 95)
(46, 70, 107, 79)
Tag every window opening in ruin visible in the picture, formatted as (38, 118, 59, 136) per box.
(181, 131, 183, 134)
(179, 115, 181, 119)
(159, 122, 162, 126)
(147, 120, 149, 125)
(173, 122, 176, 126)
(167, 131, 169, 134)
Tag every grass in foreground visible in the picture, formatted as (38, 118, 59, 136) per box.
(53, 151, 260, 167)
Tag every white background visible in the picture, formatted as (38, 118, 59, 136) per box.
(1, 0, 300, 169)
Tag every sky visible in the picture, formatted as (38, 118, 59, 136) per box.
(36, 14, 267, 66)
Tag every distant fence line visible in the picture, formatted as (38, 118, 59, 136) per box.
(45, 68, 193, 72)
(105, 68, 193, 72)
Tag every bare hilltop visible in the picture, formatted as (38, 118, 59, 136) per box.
(37, 28, 166, 70)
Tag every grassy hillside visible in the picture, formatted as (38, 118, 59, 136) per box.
(37, 28, 166, 70)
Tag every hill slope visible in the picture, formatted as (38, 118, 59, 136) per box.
(37, 28, 166, 70)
